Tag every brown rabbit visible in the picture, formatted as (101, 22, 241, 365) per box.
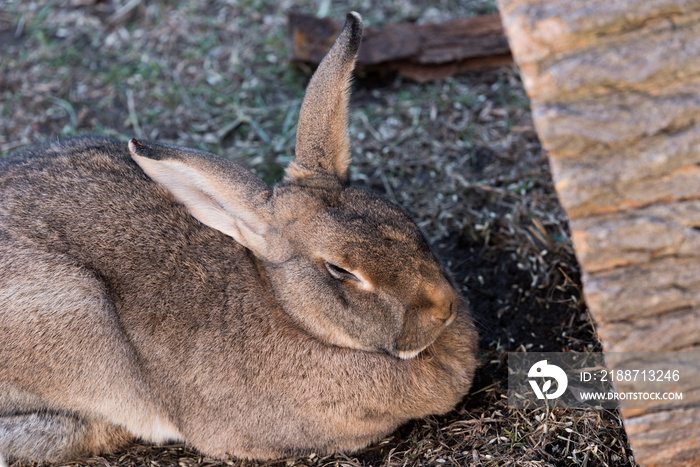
(0, 12, 477, 465)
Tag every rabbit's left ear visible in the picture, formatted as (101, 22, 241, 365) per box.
(129, 139, 291, 263)
(287, 12, 363, 183)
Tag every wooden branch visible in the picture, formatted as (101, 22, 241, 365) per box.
(287, 13, 512, 82)
(498, 0, 700, 465)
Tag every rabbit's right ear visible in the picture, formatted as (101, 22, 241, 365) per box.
(129, 139, 291, 263)
(287, 12, 363, 183)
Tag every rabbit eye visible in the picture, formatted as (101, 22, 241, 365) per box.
(325, 262, 358, 282)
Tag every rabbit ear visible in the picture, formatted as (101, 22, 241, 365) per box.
(129, 139, 289, 262)
(287, 12, 363, 183)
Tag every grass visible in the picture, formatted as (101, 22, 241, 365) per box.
(1, 0, 636, 466)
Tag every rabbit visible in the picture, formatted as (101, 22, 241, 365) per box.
(0, 11, 477, 464)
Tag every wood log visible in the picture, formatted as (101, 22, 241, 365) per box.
(497, 0, 700, 465)
(287, 13, 512, 82)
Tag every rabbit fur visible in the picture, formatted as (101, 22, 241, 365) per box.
(0, 12, 477, 463)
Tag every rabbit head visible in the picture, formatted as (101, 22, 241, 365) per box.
(129, 12, 458, 359)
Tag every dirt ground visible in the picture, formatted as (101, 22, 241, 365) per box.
(1, 1, 635, 466)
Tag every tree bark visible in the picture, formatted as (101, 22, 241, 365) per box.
(497, 0, 700, 465)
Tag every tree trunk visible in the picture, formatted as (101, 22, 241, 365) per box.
(496, 0, 700, 465)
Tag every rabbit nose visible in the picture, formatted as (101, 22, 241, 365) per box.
(426, 281, 458, 323)
(392, 280, 458, 358)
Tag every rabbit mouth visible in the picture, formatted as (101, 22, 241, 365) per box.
(392, 309, 457, 360)
(394, 346, 429, 360)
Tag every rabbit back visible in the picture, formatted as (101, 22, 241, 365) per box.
(0, 139, 201, 456)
